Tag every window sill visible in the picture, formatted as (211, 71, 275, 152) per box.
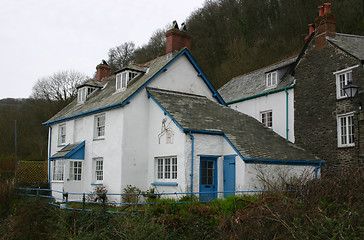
(51, 180, 64, 183)
(151, 182, 178, 186)
(93, 138, 105, 141)
(91, 183, 103, 186)
(338, 144, 355, 148)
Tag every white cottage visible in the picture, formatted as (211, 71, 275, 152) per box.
(218, 56, 297, 143)
(44, 24, 323, 202)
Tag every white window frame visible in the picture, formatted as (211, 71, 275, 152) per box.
(77, 87, 87, 103)
(93, 157, 103, 184)
(155, 156, 177, 181)
(69, 160, 82, 181)
(266, 71, 278, 88)
(116, 71, 139, 90)
(77, 87, 96, 103)
(337, 112, 355, 147)
(334, 65, 359, 99)
(94, 114, 105, 140)
(52, 160, 64, 182)
(261, 110, 273, 128)
(58, 124, 66, 146)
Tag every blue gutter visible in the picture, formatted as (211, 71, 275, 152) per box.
(315, 162, 322, 179)
(227, 85, 294, 105)
(285, 88, 289, 140)
(243, 158, 326, 166)
(188, 131, 194, 194)
(47, 125, 52, 184)
(44, 48, 225, 126)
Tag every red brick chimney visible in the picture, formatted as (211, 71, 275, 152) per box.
(314, 2, 336, 50)
(165, 21, 191, 54)
(95, 60, 111, 81)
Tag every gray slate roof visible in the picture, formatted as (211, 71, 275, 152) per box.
(51, 142, 81, 159)
(46, 51, 182, 123)
(147, 88, 319, 162)
(327, 33, 364, 60)
(218, 56, 297, 103)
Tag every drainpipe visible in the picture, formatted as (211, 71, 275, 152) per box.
(315, 162, 322, 179)
(188, 131, 194, 194)
(285, 89, 289, 140)
(47, 125, 52, 184)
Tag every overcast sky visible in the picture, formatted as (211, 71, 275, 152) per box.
(0, 0, 206, 99)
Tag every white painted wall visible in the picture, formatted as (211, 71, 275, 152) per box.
(49, 108, 124, 201)
(241, 164, 317, 191)
(230, 88, 295, 142)
(146, 96, 187, 196)
(149, 55, 218, 102)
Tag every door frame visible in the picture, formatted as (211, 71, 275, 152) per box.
(199, 155, 219, 201)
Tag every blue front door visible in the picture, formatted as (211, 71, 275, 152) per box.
(223, 155, 236, 198)
(200, 157, 217, 202)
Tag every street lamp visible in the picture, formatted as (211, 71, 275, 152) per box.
(343, 81, 359, 98)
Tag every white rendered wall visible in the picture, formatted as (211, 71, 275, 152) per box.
(49, 108, 124, 201)
(148, 55, 218, 103)
(241, 164, 317, 191)
(146, 96, 187, 196)
(230, 89, 295, 142)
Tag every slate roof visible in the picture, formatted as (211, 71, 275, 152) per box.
(147, 88, 319, 162)
(327, 33, 364, 60)
(218, 56, 297, 103)
(50, 142, 84, 159)
(45, 50, 185, 124)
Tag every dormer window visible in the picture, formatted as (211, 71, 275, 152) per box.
(266, 71, 278, 88)
(77, 86, 96, 103)
(116, 71, 139, 90)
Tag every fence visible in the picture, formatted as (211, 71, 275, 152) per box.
(16, 187, 303, 214)
(16, 161, 48, 185)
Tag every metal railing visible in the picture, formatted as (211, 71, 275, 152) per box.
(16, 187, 303, 214)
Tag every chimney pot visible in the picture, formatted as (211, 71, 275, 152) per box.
(323, 3, 331, 15)
(318, 6, 324, 17)
(309, 24, 314, 35)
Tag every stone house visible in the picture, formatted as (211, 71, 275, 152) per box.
(219, 3, 364, 172)
(44, 23, 323, 202)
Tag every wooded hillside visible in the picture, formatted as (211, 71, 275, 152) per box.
(1, 0, 363, 163)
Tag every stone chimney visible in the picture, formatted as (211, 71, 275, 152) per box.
(314, 2, 336, 50)
(165, 21, 191, 54)
(95, 60, 111, 81)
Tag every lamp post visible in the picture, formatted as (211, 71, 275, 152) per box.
(344, 80, 362, 165)
(343, 81, 359, 98)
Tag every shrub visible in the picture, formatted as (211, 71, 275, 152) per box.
(122, 185, 141, 203)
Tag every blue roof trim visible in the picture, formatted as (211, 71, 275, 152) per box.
(43, 102, 125, 125)
(197, 155, 222, 158)
(44, 48, 225, 126)
(222, 135, 245, 160)
(184, 129, 224, 135)
(243, 158, 326, 166)
(50, 141, 85, 160)
(147, 91, 185, 132)
(151, 182, 178, 186)
(183, 49, 227, 106)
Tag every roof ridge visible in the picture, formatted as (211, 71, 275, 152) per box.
(333, 32, 364, 39)
(230, 55, 299, 81)
(146, 87, 206, 98)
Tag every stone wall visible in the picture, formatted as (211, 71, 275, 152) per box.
(294, 42, 363, 174)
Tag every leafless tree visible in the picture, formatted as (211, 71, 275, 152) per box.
(107, 41, 136, 73)
(31, 70, 89, 102)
